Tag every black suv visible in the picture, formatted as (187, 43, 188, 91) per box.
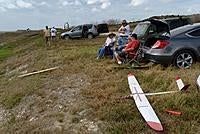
(132, 17, 192, 44)
(163, 17, 192, 30)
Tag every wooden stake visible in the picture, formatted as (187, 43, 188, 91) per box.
(18, 66, 59, 78)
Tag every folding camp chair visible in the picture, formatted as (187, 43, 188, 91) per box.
(125, 43, 143, 66)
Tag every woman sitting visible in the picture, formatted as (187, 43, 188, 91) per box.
(97, 33, 116, 59)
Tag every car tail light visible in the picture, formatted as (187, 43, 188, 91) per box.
(152, 40, 169, 49)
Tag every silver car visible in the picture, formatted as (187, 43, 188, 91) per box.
(61, 24, 99, 40)
(143, 23, 200, 68)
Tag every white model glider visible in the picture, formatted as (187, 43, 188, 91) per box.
(127, 75, 190, 131)
(128, 74, 163, 131)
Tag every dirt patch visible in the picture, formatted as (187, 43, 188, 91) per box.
(0, 72, 103, 133)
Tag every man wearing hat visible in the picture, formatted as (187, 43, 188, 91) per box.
(117, 20, 131, 48)
(97, 32, 116, 59)
(114, 33, 140, 65)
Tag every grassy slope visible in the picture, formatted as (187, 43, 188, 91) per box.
(0, 32, 199, 133)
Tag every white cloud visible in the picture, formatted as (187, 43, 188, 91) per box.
(39, 1, 47, 6)
(61, 0, 81, 6)
(100, 1, 110, 9)
(74, 0, 81, 6)
(144, 7, 151, 11)
(6, 3, 18, 9)
(0, 6, 6, 12)
(0, 1, 18, 10)
(159, 0, 173, 3)
(86, 0, 111, 9)
(62, 1, 73, 6)
(130, 0, 174, 7)
(91, 7, 100, 12)
(16, 0, 33, 9)
(87, 0, 98, 5)
(130, 0, 147, 6)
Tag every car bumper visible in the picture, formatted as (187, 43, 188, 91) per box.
(143, 47, 173, 64)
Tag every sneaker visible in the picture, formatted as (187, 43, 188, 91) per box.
(118, 61, 122, 65)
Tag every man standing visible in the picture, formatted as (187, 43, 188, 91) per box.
(82, 25, 89, 38)
(117, 20, 131, 48)
(51, 27, 57, 41)
(44, 26, 51, 46)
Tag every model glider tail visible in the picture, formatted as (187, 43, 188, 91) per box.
(197, 75, 200, 91)
(176, 76, 190, 91)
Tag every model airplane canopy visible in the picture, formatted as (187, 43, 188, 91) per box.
(128, 74, 163, 132)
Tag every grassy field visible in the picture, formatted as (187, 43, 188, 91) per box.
(0, 31, 199, 133)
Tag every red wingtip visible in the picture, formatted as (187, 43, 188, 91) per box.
(147, 121, 163, 132)
(128, 73, 134, 77)
(176, 76, 181, 80)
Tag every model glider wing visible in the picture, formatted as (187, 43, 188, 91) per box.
(128, 74, 163, 132)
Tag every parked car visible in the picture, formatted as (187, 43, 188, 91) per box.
(142, 23, 200, 68)
(60, 23, 109, 40)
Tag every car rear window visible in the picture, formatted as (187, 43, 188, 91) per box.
(187, 29, 200, 37)
(87, 24, 93, 29)
(133, 23, 149, 36)
(170, 25, 194, 37)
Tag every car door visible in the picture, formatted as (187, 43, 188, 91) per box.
(70, 25, 83, 38)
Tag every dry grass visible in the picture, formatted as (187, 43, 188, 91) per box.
(0, 31, 199, 133)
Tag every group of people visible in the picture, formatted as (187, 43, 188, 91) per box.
(97, 20, 140, 65)
(43, 26, 57, 46)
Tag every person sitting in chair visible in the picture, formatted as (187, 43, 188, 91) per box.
(97, 33, 116, 59)
(114, 33, 140, 65)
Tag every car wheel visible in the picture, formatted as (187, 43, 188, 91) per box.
(65, 35, 70, 40)
(174, 50, 195, 69)
(87, 34, 93, 39)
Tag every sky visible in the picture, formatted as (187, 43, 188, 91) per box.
(0, 0, 199, 31)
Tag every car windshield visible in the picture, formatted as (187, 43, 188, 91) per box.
(133, 23, 149, 36)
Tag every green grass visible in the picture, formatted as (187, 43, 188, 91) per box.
(0, 31, 199, 133)
(0, 47, 13, 60)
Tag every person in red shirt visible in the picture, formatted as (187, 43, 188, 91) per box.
(114, 33, 140, 65)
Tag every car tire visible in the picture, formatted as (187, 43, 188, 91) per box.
(87, 33, 94, 39)
(173, 50, 195, 69)
(64, 35, 70, 40)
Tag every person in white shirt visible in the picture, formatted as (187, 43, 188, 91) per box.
(117, 20, 131, 49)
(97, 33, 116, 59)
(51, 27, 57, 40)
